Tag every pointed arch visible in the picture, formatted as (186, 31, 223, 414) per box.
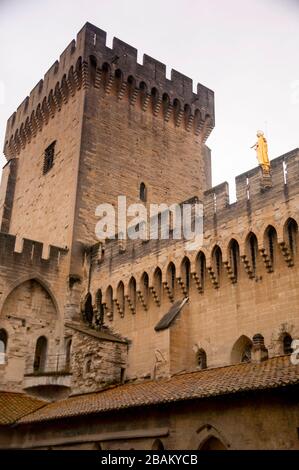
(64, 337, 72, 371)
(212, 245, 222, 283)
(166, 262, 176, 292)
(117, 281, 125, 316)
(127, 75, 136, 102)
(151, 87, 159, 112)
(181, 256, 191, 292)
(140, 182, 147, 202)
(83, 292, 93, 324)
(153, 267, 162, 301)
(33, 336, 48, 373)
(196, 348, 207, 369)
(101, 62, 111, 91)
(231, 335, 253, 364)
(152, 439, 165, 450)
(105, 286, 114, 318)
(173, 98, 181, 125)
(0, 276, 60, 320)
(200, 436, 227, 450)
(196, 424, 229, 450)
(264, 225, 277, 267)
(141, 272, 149, 305)
(89, 55, 97, 86)
(139, 81, 148, 109)
(228, 239, 239, 280)
(280, 332, 293, 355)
(246, 232, 258, 275)
(129, 276, 137, 309)
(196, 251, 206, 290)
(162, 93, 170, 120)
(96, 289, 104, 325)
(184, 103, 191, 129)
(114, 68, 124, 95)
(284, 218, 298, 259)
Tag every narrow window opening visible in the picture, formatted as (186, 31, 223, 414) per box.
(96, 289, 104, 326)
(249, 236, 257, 274)
(120, 367, 126, 384)
(65, 338, 72, 371)
(268, 227, 275, 266)
(230, 241, 239, 280)
(33, 336, 47, 373)
(197, 349, 207, 369)
(182, 258, 190, 292)
(85, 356, 92, 373)
(214, 248, 222, 278)
(140, 182, 147, 202)
(154, 268, 162, 300)
(129, 277, 137, 308)
(283, 333, 293, 355)
(287, 219, 297, 257)
(43, 141, 56, 174)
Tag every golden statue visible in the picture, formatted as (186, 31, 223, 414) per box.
(251, 130, 270, 173)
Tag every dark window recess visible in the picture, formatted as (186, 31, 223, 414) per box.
(283, 334, 293, 355)
(140, 182, 147, 202)
(43, 141, 56, 174)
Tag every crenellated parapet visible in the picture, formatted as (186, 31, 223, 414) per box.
(0, 232, 68, 268)
(3, 22, 214, 159)
(86, 148, 299, 282)
(203, 148, 299, 221)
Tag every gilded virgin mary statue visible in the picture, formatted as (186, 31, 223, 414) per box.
(251, 131, 270, 173)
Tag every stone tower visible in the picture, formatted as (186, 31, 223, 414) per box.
(0, 23, 214, 396)
(1, 22, 214, 276)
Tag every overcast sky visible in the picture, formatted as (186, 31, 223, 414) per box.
(0, 0, 298, 200)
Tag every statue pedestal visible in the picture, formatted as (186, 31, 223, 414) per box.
(261, 169, 272, 191)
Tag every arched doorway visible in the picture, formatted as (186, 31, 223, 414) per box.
(200, 436, 227, 450)
(152, 439, 165, 450)
(34, 336, 48, 373)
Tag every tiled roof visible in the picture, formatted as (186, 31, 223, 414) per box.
(17, 355, 299, 425)
(0, 391, 46, 425)
(155, 298, 188, 331)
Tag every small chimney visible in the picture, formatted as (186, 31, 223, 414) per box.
(251, 333, 268, 363)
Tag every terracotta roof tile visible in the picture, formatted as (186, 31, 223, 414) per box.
(0, 391, 46, 425)
(16, 355, 299, 425)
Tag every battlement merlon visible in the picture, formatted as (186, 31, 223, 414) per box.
(3, 22, 215, 157)
(0, 232, 68, 267)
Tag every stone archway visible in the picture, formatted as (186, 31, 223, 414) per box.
(189, 424, 230, 450)
(199, 436, 227, 450)
(0, 279, 59, 389)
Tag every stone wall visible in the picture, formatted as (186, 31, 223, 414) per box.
(67, 326, 128, 394)
(0, 234, 69, 392)
(84, 149, 299, 379)
(7, 93, 84, 249)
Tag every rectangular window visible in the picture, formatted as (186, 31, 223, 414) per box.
(43, 141, 56, 174)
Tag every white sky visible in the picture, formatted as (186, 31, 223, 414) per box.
(0, 0, 298, 200)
